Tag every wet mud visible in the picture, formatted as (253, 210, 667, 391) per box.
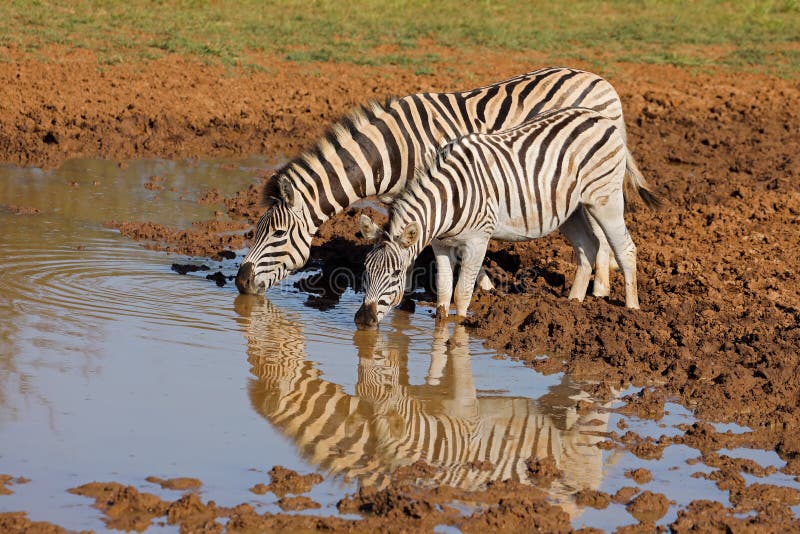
(2, 46, 800, 531)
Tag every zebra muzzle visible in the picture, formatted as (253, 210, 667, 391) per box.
(354, 302, 379, 330)
(235, 262, 265, 295)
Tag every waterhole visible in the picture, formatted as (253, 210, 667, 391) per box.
(0, 159, 797, 532)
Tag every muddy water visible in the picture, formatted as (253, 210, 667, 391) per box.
(0, 159, 797, 532)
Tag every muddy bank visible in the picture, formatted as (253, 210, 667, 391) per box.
(0, 45, 535, 169)
(3, 465, 797, 532)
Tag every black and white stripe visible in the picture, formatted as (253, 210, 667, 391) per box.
(236, 68, 632, 294)
(357, 107, 658, 325)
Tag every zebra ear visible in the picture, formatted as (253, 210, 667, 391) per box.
(359, 214, 381, 241)
(262, 174, 296, 208)
(399, 221, 420, 248)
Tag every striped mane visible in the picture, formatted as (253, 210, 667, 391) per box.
(261, 97, 399, 208)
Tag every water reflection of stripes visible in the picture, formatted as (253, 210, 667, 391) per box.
(239, 297, 608, 513)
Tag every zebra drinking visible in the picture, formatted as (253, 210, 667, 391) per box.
(355, 107, 658, 328)
(235, 68, 637, 296)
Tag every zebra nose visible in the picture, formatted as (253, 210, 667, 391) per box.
(354, 302, 379, 330)
(235, 262, 263, 295)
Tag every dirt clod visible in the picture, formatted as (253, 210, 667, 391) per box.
(575, 489, 611, 509)
(277, 495, 321, 511)
(625, 468, 653, 485)
(250, 466, 323, 497)
(626, 491, 670, 523)
(525, 456, 563, 487)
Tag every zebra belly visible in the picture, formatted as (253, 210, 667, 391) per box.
(492, 216, 561, 242)
(434, 230, 490, 248)
(492, 192, 582, 242)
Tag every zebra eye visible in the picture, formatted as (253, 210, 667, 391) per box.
(273, 230, 287, 238)
(393, 269, 402, 278)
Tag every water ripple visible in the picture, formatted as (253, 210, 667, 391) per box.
(0, 235, 234, 333)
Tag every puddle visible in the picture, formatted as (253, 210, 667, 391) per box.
(0, 159, 798, 531)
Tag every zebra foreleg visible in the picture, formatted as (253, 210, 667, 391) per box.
(560, 209, 599, 302)
(431, 240, 455, 320)
(453, 237, 491, 318)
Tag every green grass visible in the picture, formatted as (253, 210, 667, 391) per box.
(0, 0, 798, 75)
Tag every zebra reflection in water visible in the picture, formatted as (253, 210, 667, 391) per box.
(236, 296, 612, 517)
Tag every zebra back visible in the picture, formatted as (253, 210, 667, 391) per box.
(388, 107, 629, 249)
(278, 68, 625, 224)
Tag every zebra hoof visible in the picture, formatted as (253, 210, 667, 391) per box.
(478, 276, 495, 291)
(592, 282, 610, 298)
(435, 305, 449, 322)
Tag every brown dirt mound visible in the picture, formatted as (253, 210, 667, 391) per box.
(626, 490, 671, 522)
(68, 482, 169, 531)
(671, 499, 800, 533)
(0, 512, 83, 534)
(249, 466, 323, 497)
(626, 468, 653, 485)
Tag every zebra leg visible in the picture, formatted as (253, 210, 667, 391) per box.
(431, 240, 455, 320)
(585, 196, 640, 309)
(453, 237, 490, 318)
(476, 266, 495, 291)
(560, 210, 599, 302)
(584, 208, 611, 298)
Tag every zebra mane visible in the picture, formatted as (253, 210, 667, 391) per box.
(261, 97, 399, 209)
(305, 97, 398, 165)
(409, 135, 457, 188)
(328, 97, 398, 145)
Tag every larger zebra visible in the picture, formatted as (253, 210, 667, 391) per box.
(235, 67, 645, 297)
(238, 295, 609, 515)
(356, 106, 655, 328)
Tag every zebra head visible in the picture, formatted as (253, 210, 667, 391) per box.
(355, 214, 420, 329)
(236, 174, 313, 295)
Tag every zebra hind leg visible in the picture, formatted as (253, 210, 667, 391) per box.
(584, 208, 611, 298)
(475, 266, 495, 291)
(585, 194, 640, 309)
(560, 209, 599, 302)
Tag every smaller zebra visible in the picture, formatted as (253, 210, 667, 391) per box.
(355, 107, 658, 328)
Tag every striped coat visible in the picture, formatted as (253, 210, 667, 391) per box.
(235, 68, 631, 295)
(356, 107, 656, 327)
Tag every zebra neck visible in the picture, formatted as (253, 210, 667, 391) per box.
(390, 195, 443, 258)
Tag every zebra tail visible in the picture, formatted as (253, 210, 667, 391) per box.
(623, 149, 662, 210)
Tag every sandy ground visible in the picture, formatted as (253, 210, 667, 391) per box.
(2, 44, 799, 531)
